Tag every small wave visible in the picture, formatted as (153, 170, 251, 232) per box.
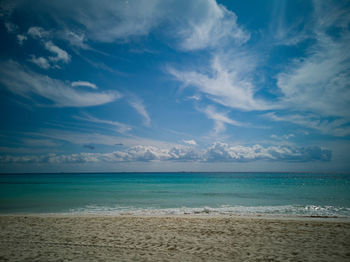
(67, 204, 350, 217)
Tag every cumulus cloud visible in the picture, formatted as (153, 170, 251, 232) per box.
(203, 143, 330, 162)
(0, 61, 120, 107)
(0, 143, 331, 164)
(71, 81, 98, 89)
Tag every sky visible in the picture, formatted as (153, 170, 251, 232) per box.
(0, 0, 350, 173)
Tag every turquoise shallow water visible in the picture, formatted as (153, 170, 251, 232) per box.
(0, 172, 349, 217)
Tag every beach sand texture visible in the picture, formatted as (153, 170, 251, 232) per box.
(0, 216, 349, 261)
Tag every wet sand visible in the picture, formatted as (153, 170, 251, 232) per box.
(0, 215, 349, 261)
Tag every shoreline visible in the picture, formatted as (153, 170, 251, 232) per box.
(1, 212, 349, 222)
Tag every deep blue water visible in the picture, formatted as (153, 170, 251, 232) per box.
(0, 172, 349, 217)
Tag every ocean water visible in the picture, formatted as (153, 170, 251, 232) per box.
(0, 172, 350, 217)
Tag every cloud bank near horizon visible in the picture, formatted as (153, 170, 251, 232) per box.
(0, 143, 331, 164)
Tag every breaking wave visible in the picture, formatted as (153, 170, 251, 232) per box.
(68, 204, 350, 218)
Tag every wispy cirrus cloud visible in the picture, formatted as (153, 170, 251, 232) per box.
(23, 26, 92, 54)
(271, 1, 350, 135)
(0, 61, 120, 107)
(71, 81, 98, 89)
(21, 138, 60, 147)
(59, 30, 90, 49)
(73, 114, 132, 134)
(25, 129, 175, 148)
(168, 1, 350, 139)
(277, 35, 350, 118)
(200, 105, 245, 135)
(264, 112, 350, 137)
(128, 98, 151, 126)
(168, 55, 271, 112)
(3, 0, 248, 51)
(174, 0, 250, 50)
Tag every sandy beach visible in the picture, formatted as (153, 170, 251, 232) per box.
(0, 215, 349, 261)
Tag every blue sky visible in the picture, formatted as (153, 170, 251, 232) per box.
(0, 0, 350, 172)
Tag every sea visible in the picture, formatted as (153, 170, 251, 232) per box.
(1, 172, 350, 218)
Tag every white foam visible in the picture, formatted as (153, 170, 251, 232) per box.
(67, 204, 350, 218)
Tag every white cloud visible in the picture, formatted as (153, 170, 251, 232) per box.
(48, 0, 163, 43)
(169, 55, 271, 111)
(166, 1, 350, 138)
(186, 95, 201, 101)
(206, 143, 331, 162)
(74, 114, 132, 134)
(0, 61, 120, 107)
(71, 81, 98, 89)
(128, 98, 151, 126)
(277, 37, 350, 118)
(273, 1, 350, 133)
(183, 140, 197, 146)
(270, 134, 295, 140)
(59, 30, 89, 49)
(0, 142, 331, 164)
(27, 26, 50, 38)
(44, 41, 71, 64)
(16, 34, 27, 45)
(283, 134, 295, 140)
(26, 27, 71, 68)
(201, 105, 244, 134)
(176, 0, 250, 50)
(28, 56, 51, 69)
(269, 0, 309, 46)
(9, 0, 248, 51)
(265, 113, 350, 137)
(4, 22, 17, 32)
